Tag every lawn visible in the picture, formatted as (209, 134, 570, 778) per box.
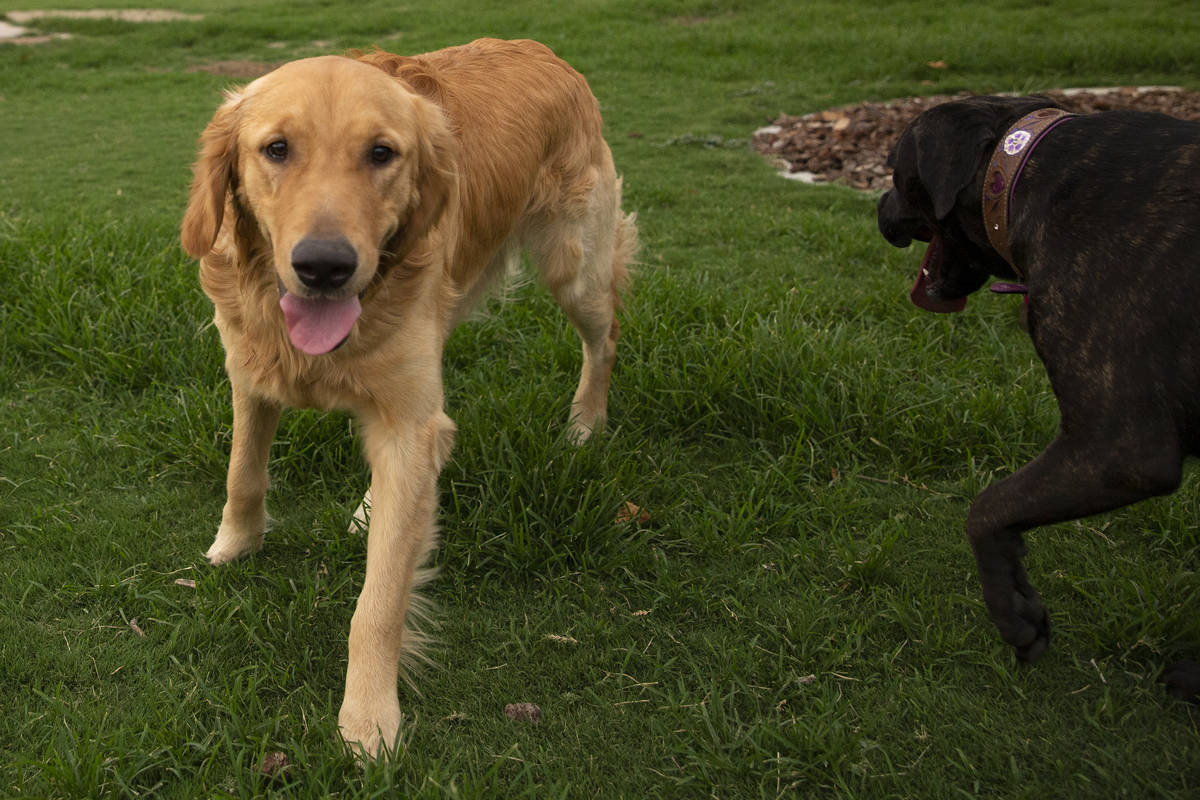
(1, 0, 1198, 797)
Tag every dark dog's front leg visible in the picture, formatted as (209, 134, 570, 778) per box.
(968, 508, 1049, 661)
(967, 432, 1182, 662)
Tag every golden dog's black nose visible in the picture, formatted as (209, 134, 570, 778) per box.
(292, 237, 357, 291)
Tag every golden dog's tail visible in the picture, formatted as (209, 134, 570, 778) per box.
(610, 177, 638, 307)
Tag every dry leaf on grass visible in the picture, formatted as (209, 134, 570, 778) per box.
(545, 633, 580, 645)
(615, 501, 651, 524)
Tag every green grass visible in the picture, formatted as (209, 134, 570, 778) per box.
(2, 0, 1199, 796)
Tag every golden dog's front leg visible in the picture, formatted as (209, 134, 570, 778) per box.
(207, 385, 281, 565)
(338, 411, 455, 759)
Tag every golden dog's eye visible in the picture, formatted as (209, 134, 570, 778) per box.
(370, 145, 395, 166)
(264, 140, 289, 162)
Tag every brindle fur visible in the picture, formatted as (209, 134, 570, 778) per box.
(878, 95, 1200, 700)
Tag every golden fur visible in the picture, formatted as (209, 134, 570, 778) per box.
(180, 38, 636, 758)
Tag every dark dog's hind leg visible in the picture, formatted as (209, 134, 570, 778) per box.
(968, 431, 1182, 662)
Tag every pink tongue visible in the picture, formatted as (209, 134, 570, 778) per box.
(279, 293, 362, 355)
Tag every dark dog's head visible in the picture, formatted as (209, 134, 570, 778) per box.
(877, 95, 1062, 312)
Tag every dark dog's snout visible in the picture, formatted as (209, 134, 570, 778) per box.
(877, 191, 913, 248)
(291, 237, 358, 291)
(878, 190, 935, 248)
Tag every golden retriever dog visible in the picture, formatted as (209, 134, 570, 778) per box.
(180, 38, 636, 758)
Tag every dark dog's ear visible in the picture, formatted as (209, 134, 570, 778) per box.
(913, 112, 996, 221)
(181, 91, 242, 259)
(388, 94, 457, 263)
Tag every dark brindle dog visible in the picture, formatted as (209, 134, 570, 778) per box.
(878, 94, 1200, 699)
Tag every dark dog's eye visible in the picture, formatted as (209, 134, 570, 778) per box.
(264, 140, 288, 162)
(370, 145, 395, 166)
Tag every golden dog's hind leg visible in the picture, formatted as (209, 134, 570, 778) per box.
(533, 166, 637, 443)
(563, 294, 619, 444)
(207, 385, 281, 565)
(338, 411, 455, 758)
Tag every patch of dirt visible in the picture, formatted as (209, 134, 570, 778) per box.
(0, 21, 29, 37)
(754, 87, 1200, 192)
(0, 19, 69, 45)
(7, 9, 202, 24)
(184, 60, 282, 78)
(2, 8, 202, 44)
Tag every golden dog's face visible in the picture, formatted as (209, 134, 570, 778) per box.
(183, 56, 453, 354)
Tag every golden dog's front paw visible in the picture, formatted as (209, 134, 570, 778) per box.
(567, 408, 605, 445)
(204, 522, 264, 566)
(338, 701, 403, 760)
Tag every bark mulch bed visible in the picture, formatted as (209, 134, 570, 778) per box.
(753, 87, 1200, 192)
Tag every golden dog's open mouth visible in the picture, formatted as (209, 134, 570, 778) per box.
(279, 291, 363, 354)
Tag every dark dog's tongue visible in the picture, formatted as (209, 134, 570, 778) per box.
(279, 292, 362, 355)
(909, 235, 967, 313)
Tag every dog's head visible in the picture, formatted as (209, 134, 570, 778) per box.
(181, 55, 456, 355)
(877, 95, 1061, 313)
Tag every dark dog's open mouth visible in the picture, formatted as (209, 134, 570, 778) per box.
(909, 230, 968, 314)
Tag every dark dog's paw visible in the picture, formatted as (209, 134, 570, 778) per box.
(980, 555, 1051, 662)
(1160, 660, 1200, 702)
(1007, 564, 1051, 662)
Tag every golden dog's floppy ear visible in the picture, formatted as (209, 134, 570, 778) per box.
(388, 95, 457, 263)
(181, 91, 242, 259)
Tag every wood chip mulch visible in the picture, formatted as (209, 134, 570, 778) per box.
(753, 87, 1200, 192)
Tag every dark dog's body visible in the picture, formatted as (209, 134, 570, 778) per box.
(878, 95, 1200, 698)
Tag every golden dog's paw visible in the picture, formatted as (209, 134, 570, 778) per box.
(568, 412, 604, 445)
(204, 523, 264, 566)
(338, 703, 403, 760)
(567, 423, 592, 445)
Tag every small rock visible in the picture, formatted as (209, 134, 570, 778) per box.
(504, 702, 542, 724)
(260, 751, 290, 776)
